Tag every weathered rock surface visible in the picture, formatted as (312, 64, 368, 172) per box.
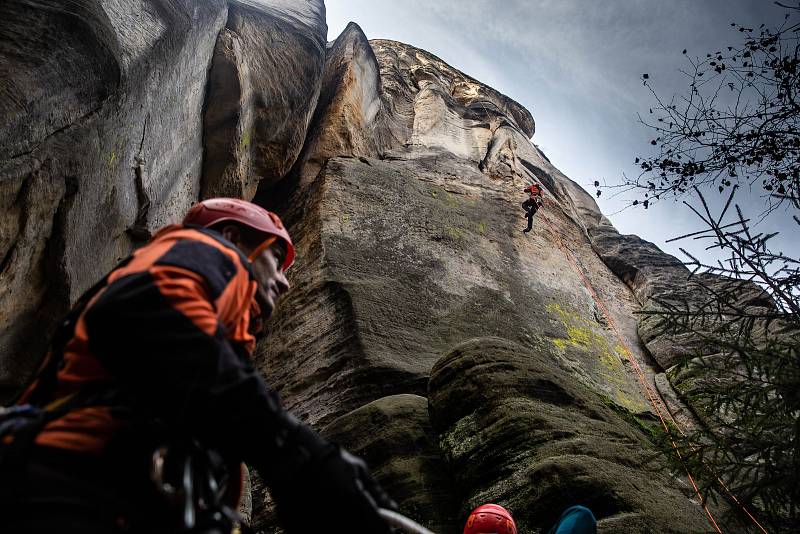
(281, 22, 397, 189)
(322, 394, 457, 533)
(202, 0, 327, 199)
(0, 0, 229, 398)
(1, 3, 745, 533)
(429, 337, 710, 533)
(0, 0, 329, 400)
(253, 32, 719, 532)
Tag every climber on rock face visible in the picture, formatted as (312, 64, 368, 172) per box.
(0, 198, 395, 534)
(522, 182, 543, 233)
(463, 503, 597, 534)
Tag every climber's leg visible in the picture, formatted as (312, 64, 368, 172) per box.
(523, 212, 534, 233)
(521, 199, 535, 232)
(547, 506, 597, 534)
(522, 199, 534, 214)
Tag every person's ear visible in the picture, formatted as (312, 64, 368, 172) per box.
(221, 224, 242, 246)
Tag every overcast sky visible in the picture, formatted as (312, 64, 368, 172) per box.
(325, 0, 797, 264)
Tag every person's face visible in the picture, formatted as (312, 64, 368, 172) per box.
(249, 242, 290, 319)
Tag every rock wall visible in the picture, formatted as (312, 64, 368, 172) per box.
(253, 25, 718, 533)
(202, 0, 326, 199)
(1, 3, 736, 532)
(1, 0, 229, 398)
(0, 0, 326, 399)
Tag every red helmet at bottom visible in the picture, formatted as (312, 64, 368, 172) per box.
(463, 503, 517, 534)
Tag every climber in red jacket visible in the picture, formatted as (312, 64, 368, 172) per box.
(0, 198, 394, 533)
(522, 182, 544, 233)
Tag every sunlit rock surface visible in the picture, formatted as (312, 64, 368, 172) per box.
(1, 3, 737, 532)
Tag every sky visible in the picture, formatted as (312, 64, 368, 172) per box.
(324, 0, 797, 265)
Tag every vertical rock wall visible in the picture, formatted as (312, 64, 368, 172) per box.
(0, 0, 229, 398)
(253, 29, 716, 533)
(202, 0, 327, 199)
(0, 0, 326, 399)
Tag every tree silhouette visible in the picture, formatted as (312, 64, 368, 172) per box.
(606, 3, 800, 531)
(606, 3, 800, 215)
(650, 188, 798, 532)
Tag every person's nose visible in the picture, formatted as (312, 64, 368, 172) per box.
(276, 271, 290, 295)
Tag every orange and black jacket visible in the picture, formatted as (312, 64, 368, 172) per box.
(18, 225, 298, 467)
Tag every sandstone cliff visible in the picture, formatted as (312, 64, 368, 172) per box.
(1, 2, 736, 532)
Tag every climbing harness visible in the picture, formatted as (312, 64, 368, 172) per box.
(536, 193, 768, 534)
(521, 184, 544, 233)
(149, 440, 249, 533)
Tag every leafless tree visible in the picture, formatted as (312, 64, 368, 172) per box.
(600, 2, 800, 217)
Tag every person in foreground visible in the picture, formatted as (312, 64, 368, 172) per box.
(0, 198, 395, 533)
(464, 503, 597, 534)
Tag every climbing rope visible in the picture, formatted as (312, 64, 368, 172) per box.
(379, 509, 436, 534)
(534, 194, 768, 534)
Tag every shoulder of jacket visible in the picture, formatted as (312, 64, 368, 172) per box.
(152, 225, 255, 278)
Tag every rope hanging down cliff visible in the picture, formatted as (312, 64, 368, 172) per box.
(532, 189, 768, 534)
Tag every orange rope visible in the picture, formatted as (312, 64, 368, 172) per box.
(533, 196, 768, 534)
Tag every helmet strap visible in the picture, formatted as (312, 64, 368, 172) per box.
(247, 236, 277, 263)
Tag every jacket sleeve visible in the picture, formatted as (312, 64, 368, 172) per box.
(82, 244, 319, 470)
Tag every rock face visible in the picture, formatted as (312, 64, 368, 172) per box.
(1, 0, 229, 398)
(428, 337, 708, 533)
(1, 3, 739, 533)
(253, 24, 721, 533)
(323, 394, 457, 533)
(202, 0, 327, 199)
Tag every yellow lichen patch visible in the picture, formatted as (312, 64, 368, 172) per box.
(107, 138, 127, 169)
(443, 191, 462, 208)
(446, 226, 462, 240)
(546, 302, 572, 323)
(240, 130, 251, 152)
(546, 302, 627, 374)
(614, 388, 648, 413)
(476, 220, 487, 235)
(565, 325, 592, 347)
(599, 347, 623, 371)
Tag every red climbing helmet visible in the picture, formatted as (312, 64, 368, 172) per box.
(184, 198, 295, 270)
(463, 503, 517, 534)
